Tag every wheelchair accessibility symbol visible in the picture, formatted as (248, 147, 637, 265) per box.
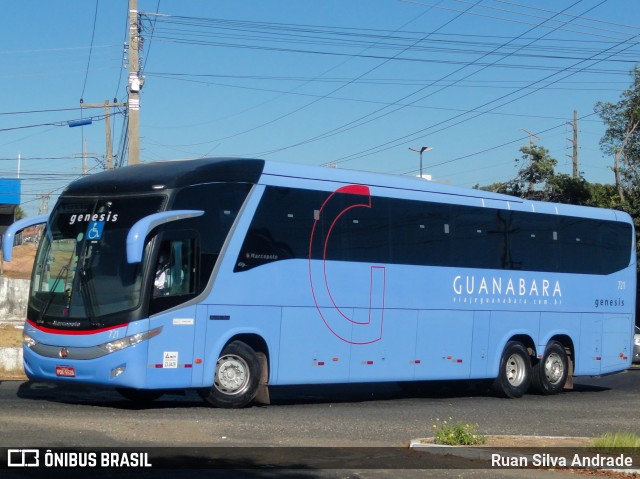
(86, 221, 105, 241)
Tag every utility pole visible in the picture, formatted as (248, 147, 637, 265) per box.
(566, 110, 578, 178)
(520, 128, 540, 174)
(520, 129, 540, 196)
(81, 100, 127, 169)
(128, 0, 143, 165)
(73, 141, 98, 176)
(37, 193, 51, 215)
(520, 128, 540, 151)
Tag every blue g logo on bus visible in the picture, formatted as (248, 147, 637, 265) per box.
(308, 185, 386, 345)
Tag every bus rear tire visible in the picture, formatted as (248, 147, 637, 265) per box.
(199, 341, 261, 408)
(530, 341, 568, 395)
(492, 341, 531, 398)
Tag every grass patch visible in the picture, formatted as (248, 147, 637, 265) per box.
(593, 432, 640, 449)
(433, 418, 486, 446)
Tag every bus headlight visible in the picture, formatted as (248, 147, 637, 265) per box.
(98, 327, 163, 354)
(23, 332, 37, 349)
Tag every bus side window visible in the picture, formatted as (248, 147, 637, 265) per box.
(153, 238, 196, 298)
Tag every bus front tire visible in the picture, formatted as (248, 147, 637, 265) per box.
(493, 341, 531, 398)
(199, 341, 261, 408)
(530, 341, 568, 395)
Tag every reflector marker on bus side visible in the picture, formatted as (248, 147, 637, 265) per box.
(151, 364, 193, 368)
(443, 356, 463, 363)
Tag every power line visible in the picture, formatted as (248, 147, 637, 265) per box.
(400, 112, 598, 176)
(147, 1, 451, 151)
(80, 0, 100, 101)
(148, 9, 639, 42)
(401, 0, 635, 40)
(0, 106, 104, 116)
(140, 1, 161, 73)
(0, 112, 121, 133)
(252, 0, 596, 159)
(136, 6, 637, 159)
(330, 31, 638, 168)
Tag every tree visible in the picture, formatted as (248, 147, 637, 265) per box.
(546, 174, 591, 206)
(514, 144, 557, 199)
(584, 183, 621, 210)
(595, 66, 640, 275)
(14, 206, 26, 221)
(595, 66, 640, 203)
(475, 144, 612, 207)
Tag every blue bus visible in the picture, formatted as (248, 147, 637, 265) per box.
(3, 158, 636, 407)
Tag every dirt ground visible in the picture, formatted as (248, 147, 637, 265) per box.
(1, 243, 36, 280)
(0, 323, 23, 348)
(0, 243, 35, 348)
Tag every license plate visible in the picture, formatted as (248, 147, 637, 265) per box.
(56, 366, 76, 377)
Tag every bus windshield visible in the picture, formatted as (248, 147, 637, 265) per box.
(30, 196, 165, 324)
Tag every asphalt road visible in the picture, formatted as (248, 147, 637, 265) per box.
(1, 370, 639, 478)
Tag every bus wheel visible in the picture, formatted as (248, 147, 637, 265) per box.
(116, 388, 163, 403)
(199, 341, 261, 408)
(531, 341, 568, 395)
(493, 341, 531, 398)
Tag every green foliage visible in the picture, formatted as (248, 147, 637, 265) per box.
(592, 432, 640, 449)
(595, 66, 640, 269)
(595, 65, 640, 173)
(14, 206, 26, 221)
(546, 174, 591, 205)
(432, 418, 486, 446)
(584, 183, 621, 209)
(513, 145, 557, 198)
(477, 145, 594, 206)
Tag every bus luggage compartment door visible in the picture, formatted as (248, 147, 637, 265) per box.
(146, 305, 198, 388)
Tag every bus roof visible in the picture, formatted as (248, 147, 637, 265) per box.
(59, 157, 631, 224)
(62, 158, 265, 196)
(260, 160, 630, 223)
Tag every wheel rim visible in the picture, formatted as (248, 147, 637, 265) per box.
(505, 353, 527, 387)
(544, 352, 564, 385)
(215, 354, 250, 396)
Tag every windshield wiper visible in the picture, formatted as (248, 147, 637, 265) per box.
(38, 265, 70, 324)
(78, 262, 100, 327)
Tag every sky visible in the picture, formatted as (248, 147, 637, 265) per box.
(1, 0, 639, 216)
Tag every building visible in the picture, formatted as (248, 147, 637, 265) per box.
(0, 178, 21, 238)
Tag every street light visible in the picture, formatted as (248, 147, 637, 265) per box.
(408, 146, 433, 179)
